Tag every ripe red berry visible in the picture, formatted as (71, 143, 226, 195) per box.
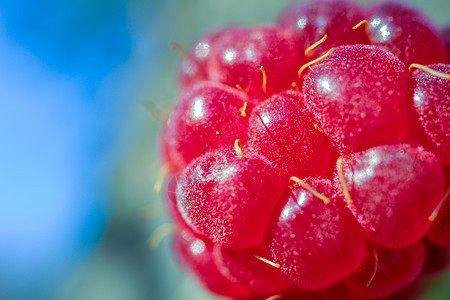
(173, 228, 254, 298)
(162, 81, 248, 172)
(343, 241, 426, 298)
(337, 143, 445, 248)
(206, 26, 303, 98)
(278, 0, 368, 59)
(176, 148, 286, 248)
(265, 177, 365, 290)
(303, 44, 412, 154)
(160, 1, 450, 297)
(366, 1, 448, 66)
(248, 90, 332, 178)
(411, 63, 450, 166)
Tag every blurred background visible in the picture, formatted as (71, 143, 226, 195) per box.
(0, 0, 448, 299)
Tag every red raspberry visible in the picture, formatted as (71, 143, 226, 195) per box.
(158, 0, 450, 298)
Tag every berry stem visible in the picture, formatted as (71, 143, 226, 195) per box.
(352, 20, 369, 34)
(298, 48, 334, 78)
(289, 176, 330, 205)
(429, 188, 450, 221)
(409, 64, 450, 80)
(336, 156, 355, 205)
(234, 139, 244, 159)
(240, 102, 248, 117)
(314, 123, 324, 133)
(236, 84, 249, 93)
(170, 41, 193, 61)
(366, 249, 379, 288)
(260, 65, 268, 95)
(250, 252, 281, 269)
(304, 34, 328, 57)
(147, 223, 177, 250)
(153, 163, 172, 194)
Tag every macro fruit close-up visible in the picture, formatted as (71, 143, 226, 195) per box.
(156, 0, 450, 299)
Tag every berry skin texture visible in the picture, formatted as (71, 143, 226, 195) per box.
(425, 197, 450, 247)
(366, 1, 448, 66)
(425, 167, 450, 247)
(178, 27, 238, 89)
(213, 245, 290, 295)
(176, 148, 286, 249)
(206, 26, 303, 98)
(339, 143, 445, 248)
(343, 241, 426, 299)
(164, 175, 187, 228)
(278, 0, 368, 59)
(173, 228, 254, 298)
(162, 81, 248, 172)
(412, 63, 450, 166)
(265, 178, 365, 291)
(303, 44, 412, 154)
(248, 90, 332, 178)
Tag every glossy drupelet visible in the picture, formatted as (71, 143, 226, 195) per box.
(338, 143, 445, 248)
(365, 1, 448, 66)
(303, 44, 412, 154)
(265, 178, 366, 290)
(162, 81, 248, 172)
(248, 90, 332, 178)
(206, 26, 303, 98)
(411, 63, 450, 166)
(278, 0, 368, 59)
(176, 148, 286, 249)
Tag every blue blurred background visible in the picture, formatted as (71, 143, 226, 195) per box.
(0, 0, 448, 300)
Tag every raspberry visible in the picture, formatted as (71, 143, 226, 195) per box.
(158, 0, 450, 298)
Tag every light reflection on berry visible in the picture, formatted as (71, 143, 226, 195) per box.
(195, 42, 211, 60)
(297, 17, 307, 30)
(224, 49, 236, 63)
(379, 24, 391, 41)
(190, 239, 206, 255)
(318, 78, 332, 93)
(191, 97, 205, 119)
